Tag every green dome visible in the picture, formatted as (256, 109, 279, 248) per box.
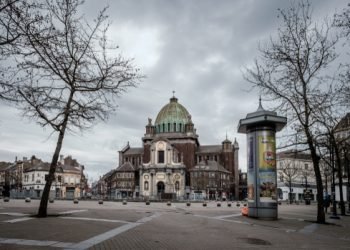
(155, 97, 191, 133)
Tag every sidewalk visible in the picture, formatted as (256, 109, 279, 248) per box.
(0, 200, 349, 249)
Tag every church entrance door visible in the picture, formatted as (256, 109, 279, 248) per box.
(157, 181, 165, 195)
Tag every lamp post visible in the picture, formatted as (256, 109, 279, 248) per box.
(330, 140, 340, 219)
(344, 147, 350, 213)
(303, 173, 310, 205)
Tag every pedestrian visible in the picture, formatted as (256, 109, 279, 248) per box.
(324, 195, 331, 213)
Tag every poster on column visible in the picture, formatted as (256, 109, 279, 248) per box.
(258, 135, 277, 202)
(247, 136, 255, 202)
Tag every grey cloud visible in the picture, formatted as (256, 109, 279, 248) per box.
(1, 0, 348, 181)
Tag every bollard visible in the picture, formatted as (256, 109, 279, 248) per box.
(186, 202, 191, 207)
(123, 200, 127, 205)
(167, 201, 171, 206)
(203, 202, 207, 207)
(236, 202, 240, 207)
(228, 203, 232, 207)
(217, 203, 221, 207)
(73, 199, 79, 204)
(49, 198, 54, 203)
(25, 197, 31, 203)
(98, 200, 103, 205)
(4, 197, 9, 202)
(146, 200, 150, 205)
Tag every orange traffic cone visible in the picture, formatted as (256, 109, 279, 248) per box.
(241, 206, 248, 216)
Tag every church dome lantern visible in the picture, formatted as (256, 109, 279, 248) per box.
(155, 95, 192, 133)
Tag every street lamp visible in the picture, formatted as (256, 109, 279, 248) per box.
(330, 140, 340, 219)
(323, 166, 331, 197)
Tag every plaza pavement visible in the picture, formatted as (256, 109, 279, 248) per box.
(0, 199, 349, 249)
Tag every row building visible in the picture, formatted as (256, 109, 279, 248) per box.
(0, 155, 88, 199)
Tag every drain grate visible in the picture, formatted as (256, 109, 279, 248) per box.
(238, 237, 272, 245)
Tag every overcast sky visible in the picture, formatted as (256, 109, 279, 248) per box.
(0, 0, 348, 183)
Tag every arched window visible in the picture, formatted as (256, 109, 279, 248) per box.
(158, 125, 160, 133)
(173, 123, 176, 132)
(144, 181, 149, 191)
(168, 123, 170, 132)
(179, 123, 182, 132)
(162, 123, 165, 132)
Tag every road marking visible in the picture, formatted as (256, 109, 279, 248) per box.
(282, 212, 315, 219)
(136, 212, 162, 223)
(194, 214, 250, 225)
(280, 216, 305, 221)
(0, 212, 29, 216)
(3, 217, 34, 223)
(67, 222, 140, 249)
(213, 214, 242, 219)
(58, 210, 88, 215)
(299, 223, 318, 234)
(66, 212, 162, 249)
(62, 217, 130, 224)
(0, 237, 72, 248)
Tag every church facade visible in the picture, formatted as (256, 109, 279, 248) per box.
(116, 95, 240, 200)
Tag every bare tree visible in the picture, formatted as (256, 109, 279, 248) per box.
(244, 1, 338, 223)
(334, 4, 350, 107)
(1, 0, 143, 217)
(278, 157, 299, 203)
(0, 0, 40, 100)
(316, 110, 348, 215)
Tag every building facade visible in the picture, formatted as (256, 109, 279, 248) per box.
(114, 95, 241, 200)
(1, 155, 87, 199)
(334, 112, 350, 203)
(277, 150, 318, 202)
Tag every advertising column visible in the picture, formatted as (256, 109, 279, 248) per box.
(246, 129, 277, 219)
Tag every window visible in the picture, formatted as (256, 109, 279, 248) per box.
(162, 123, 165, 132)
(32, 174, 34, 181)
(173, 123, 176, 132)
(305, 164, 308, 170)
(144, 181, 149, 190)
(175, 181, 180, 191)
(280, 175, 284, 182)
(179, 123, 182, 132)
(158, 150, 165, 163)
(168, 123, 170, 132)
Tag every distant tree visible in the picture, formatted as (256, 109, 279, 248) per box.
(0, 0, 39, 100)
(278, 156, 299, 203)
(334, 4, 350, 107)
(315, 109, 347, 215)
(244, 1, 338, 223)
(0, 0, 143, 217)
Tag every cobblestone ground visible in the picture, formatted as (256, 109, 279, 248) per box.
(0, 200, 349, 249)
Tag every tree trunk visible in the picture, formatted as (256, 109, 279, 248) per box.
(37, 91, 74, 217)
(37, 129, 66, 217)
(289, 181, 293, 203)
(306, 132, 325, 223)
(335, 147, 346, 215)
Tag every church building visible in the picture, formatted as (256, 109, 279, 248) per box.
(116, 95, 240, 200)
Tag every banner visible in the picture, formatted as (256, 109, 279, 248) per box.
(258, 135, 276, 202)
